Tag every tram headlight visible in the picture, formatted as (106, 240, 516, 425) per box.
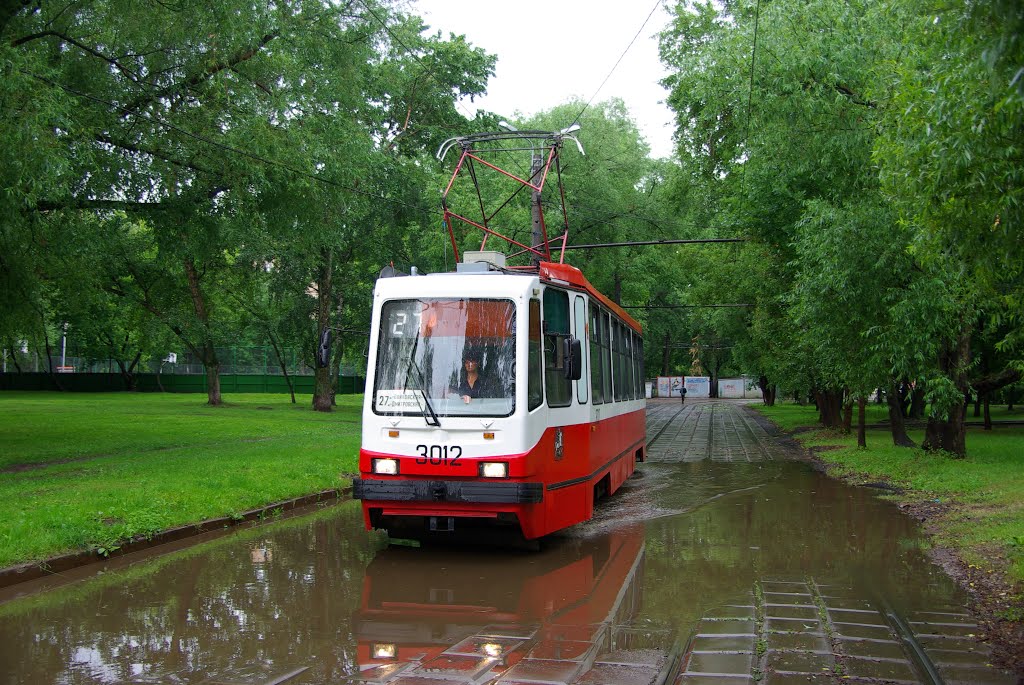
(372, 458, 399, 475)
(479, 461, 508, 478)
(372, 642, 397, 659)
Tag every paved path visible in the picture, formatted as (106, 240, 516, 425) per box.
(645, 399, 786, 463)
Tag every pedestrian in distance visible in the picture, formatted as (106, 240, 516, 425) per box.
(680, 386, 687, 404)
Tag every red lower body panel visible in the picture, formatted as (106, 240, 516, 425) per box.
(356, 408, 645, 540)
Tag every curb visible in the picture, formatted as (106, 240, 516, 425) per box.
(0, 487, 351, 590)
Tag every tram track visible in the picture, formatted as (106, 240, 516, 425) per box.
(644, 403, 688, 450)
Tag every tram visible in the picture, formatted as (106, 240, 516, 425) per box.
(353, 127, 646, 542)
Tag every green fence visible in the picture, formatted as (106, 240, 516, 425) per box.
(0, 373, 364, 394)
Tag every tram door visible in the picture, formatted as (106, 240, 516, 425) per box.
(542, 287, 591, 527)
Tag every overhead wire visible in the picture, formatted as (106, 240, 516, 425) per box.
(570, 0, 665, 126)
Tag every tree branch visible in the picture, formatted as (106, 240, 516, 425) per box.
(123, 30, 279, 116)
(95, 134, 214, 175)
(11, 30, 141, 82)
(33, 198, 167, 213)
(972, 367, 1023, 396)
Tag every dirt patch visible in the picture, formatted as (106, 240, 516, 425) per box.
(1, 455, 96, 474)
(747, 406, 1024, 677)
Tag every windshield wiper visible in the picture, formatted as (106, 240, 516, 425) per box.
(402, 330, 440, 427)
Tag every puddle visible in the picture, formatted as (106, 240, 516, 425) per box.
(0, 401, 1016, 684)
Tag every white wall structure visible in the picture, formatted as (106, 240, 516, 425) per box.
(718, 377, 764, 399)
(684, 376, 711, 398)
(656, 376, 684, 397)
(718, 378, 745, 398)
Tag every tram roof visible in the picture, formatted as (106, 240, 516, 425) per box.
(538, 262, 641, 333)
(376, 261, 641, 334)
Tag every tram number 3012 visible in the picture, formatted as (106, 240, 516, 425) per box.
(415, 444, 462, 466)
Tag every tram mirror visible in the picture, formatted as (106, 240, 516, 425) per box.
(564, 337, 582, 381)
(317, 328, 332, 368)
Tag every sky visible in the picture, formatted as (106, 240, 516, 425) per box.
(412, 0, 676, 159)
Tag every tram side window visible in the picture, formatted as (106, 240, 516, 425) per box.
(529, 299, 543, 411)
(630, 329, 638, 397)
(624, 328, 634, 400)
(601, 310, 612, 402)
(590, 304, 603, 405)
(614, 321, 625, 401)
(574, 296, 589, 405)
(543, 289, 572, 408)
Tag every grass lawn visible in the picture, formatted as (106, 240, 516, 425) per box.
(0, 391, 362, 567)
(752, 402, 1024, 584)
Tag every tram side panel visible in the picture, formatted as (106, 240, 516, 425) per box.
(530, 285, 645, 536)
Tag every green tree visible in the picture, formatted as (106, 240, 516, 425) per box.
(2, 0, 495, 408)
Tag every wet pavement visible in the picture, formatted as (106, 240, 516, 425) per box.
(0, 399, 1017, 684)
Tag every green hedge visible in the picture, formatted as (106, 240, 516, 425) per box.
(0, 373, 364, 394)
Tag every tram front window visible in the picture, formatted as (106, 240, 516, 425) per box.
(373, 298, 516, 418)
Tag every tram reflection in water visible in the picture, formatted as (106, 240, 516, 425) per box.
(352, 528, 650, 683)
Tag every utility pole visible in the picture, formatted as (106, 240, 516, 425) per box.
(530, 152, 544, 267)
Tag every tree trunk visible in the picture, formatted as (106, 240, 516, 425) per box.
(842, 398, 853, 434)
(815, 389, 844, 429)
(116, 351, 142, 391)
(313, 248, 334, 412)
(758, 375, 776, 406)
(972, 392, 981, 417)
(41, 322, 66, 392)
(895, 381, 911, 418)
(269, 333, 296, 404)
(922, 330, 970, 457)
(205, 361, 222, 405)
(857, 396, 867, 448)
(983, 393, 992, 430)
(886, 383, 916, 447)
(184, 256, 221, 406)
(909, 384, 926, 419)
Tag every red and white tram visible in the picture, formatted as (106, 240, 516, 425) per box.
(353, 128, 646, 542)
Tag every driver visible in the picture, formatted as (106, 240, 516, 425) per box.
(457, 347, 496, 403)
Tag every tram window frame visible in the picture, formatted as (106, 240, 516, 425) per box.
(601, 310, 612, 402)
(543, 288, 572, 408)
(574, 295, 589, 405)
(528, 298, 543, 411)
(590, 303, 603, 405)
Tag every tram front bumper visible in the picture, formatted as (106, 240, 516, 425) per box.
(353, 478, 544, 505)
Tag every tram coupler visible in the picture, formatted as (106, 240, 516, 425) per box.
(429, 516, 455, 532)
